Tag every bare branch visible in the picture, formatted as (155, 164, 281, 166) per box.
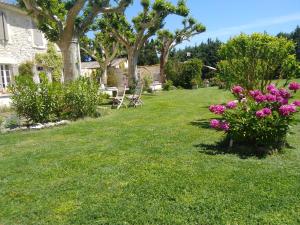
(79, 0, 131, 32)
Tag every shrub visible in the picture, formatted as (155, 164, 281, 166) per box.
(62, 78, 100, 119)
(208, 82, 300, 152)
(180, 59, 203, 89)
(163, 80, 173, 91)
(18, 61, 34, 77)
(107, 68, 119, 87)
(10, 76, 102, 123)
(35, 42, 63, 82)
(165, 59, 182, 85)
(165, 58, 203, 89)
(217, 33, 299, 91)
(142, 75, 153, 93)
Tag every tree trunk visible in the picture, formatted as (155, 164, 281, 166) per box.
(102, 66, 108, 85)
(127, 49, 139, 86)
(159, 48, 169, 84)
(59, 35, 81, 82)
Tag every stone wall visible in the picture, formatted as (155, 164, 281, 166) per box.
(0, 4, 47, 71)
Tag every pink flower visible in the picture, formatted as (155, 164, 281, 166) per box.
(270, 88, 280, 96)
(256, 108, 272, 118)
(209, 105, 216, 112)
(220, 121, 230, 131)
(256, 110, 265, 118)
(265, 93, 277, 102)
(226, 101, 238, 109)
(210, 119, 220, 129)
(276, 96, 289, 105)
(279, 88, 291, 99)
(255, 94, 266, 103)
(288, 82, 300, 91)
(232, 85, 244, 94)
(262, 108, 272, 116)
(279, 104, 297, 116)
(250, 90, 262, 98)
(209, 105, 226, 115)
(267, 84, 276, 91)
(292, 100, 300, 107)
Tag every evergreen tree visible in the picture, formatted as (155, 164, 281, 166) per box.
(138, 40, 159, 66)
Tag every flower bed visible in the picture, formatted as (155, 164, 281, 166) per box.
(209, 82, 300, 152)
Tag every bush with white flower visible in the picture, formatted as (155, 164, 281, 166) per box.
(209, 82, 300, 151)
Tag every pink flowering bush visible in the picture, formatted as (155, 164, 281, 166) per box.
(209, 83, 300, 150)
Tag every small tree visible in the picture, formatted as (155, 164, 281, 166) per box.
(217, 33, 300, 91)
(80, 32, 122, 85)
(156, 17, 205, 83)
(98, 0, 189, 85)
(165, 58, 203, 89)
(35, 43, 63, 82)
(18, 0, 132, 82)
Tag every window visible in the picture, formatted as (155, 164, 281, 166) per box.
(33, 29, 44, 46)
(0, 65, 11, 89)
(0, 11, 9, 41)
(32, 22, 44, 47)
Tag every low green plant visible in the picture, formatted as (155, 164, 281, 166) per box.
(10, 76, 102, 123)
(3, 115, 20, 129)
(18, 61, 34, 77)
(142, 75, 153, 93)
(163, 80, 173, 91)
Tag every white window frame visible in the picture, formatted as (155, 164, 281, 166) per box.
(0, 64, 12, 90)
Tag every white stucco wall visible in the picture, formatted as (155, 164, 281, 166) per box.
(0, 4, 47, 67)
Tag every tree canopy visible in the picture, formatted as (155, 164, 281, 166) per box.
(217, 33, 300, 91)
(97, 0, 189, 83)
(17, 0, 132, 81)
(156, 16, 205, 82)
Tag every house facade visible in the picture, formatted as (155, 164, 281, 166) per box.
(0, 1, 48, 93)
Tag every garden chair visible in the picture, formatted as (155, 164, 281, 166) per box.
(111, 85, 127, 109)
(127, 81, 144, 107)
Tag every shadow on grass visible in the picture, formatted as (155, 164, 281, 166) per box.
(189, 119, 212, 129)
(195, 140, 296, 159)
(194, 141, 269, 159)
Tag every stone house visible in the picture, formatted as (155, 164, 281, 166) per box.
(81, 58, 129, 77)
(0, 1, 48, 93)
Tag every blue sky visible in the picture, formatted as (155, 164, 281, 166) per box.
(126, 0, 300, 48)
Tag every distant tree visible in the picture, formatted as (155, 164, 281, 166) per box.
(217, 33, 299, 91)
(156, 17, 205, 83)
(278, 26, 300, 62)
(138, 39, 159, 66)
(17, 0, 132, 82)
(170, 39, 222, 78)
(80, 33, 121, 85)
(291, 26, 300, 61)
(98, 0, 189, 85)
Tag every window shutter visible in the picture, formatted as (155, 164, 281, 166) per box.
(33, 29, 44, 46)
(0, 11, 9, 41)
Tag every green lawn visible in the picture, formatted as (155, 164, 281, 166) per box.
(1, 88, 300, 225)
